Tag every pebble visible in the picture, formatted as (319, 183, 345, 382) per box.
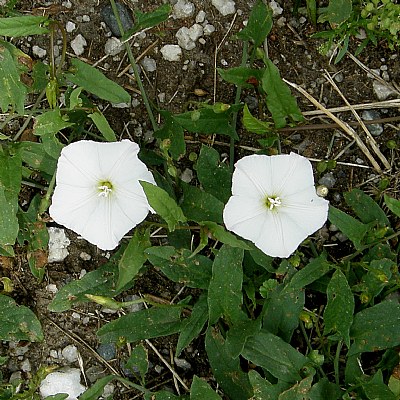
(141, 57, 157, 72)
(20, 359, 31, 372)
(39, 368, 86, 400)
(79, 252, 91, 261)
(196, 10, 206, 23)
(373, 80, 398, 100)
(212, 0, 236, 16)
(160, 44, 182, 61)
(334, 72, 344, 83)
(318, 173, 336, 189)
(361, 110, 383, 136)
(203, 24, 216, 35)
(97, 343, 116, 361)
(180, 168, 193, 183)
(124, 294, 143, 313)
(86, 365, 107, 383)
(46, 284, 58, 294)
(62, 345, 79, 363)
(104, 37, 124, 56)
(70, 34, 87, 56)
(176, 24, 203, 50)
(66, 21, 76, 32)
(173, 0, 195, 19)
(101, 2, 134, 37)
(269, 0, 283, 16)
(82, 15, 90, 22)
(174, 357, 192, 370)
(32, 45, 46, 58)
(47, 227, 70, 263)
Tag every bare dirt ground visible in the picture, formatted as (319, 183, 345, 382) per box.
(1, 0, 399, 398)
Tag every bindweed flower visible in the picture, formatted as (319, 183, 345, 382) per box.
(223, 152, 329, 258)
(49, 140, 155, 250)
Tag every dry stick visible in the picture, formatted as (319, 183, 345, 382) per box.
(283, 78, 383, 173)
(323, 71, 391, 171)
(302, 99, 400, 116)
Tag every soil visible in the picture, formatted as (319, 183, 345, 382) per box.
(0, 0, 399, 399)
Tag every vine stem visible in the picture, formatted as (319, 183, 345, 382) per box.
(109, 0, 158, 131)
(334, 340, 343, 385)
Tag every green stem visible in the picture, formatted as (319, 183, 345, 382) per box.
(229, 41, 249, 171)
(334, 340, 343, 385)
(109, 0, 158, 131)
(39, 170, 57, 214)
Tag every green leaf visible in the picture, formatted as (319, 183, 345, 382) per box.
(344, 189, 389, 226)
(195, 145, 232, 203)
(262, 286, 304, 342)
(235, 0, 273, 47)
(116, 229, 150, 291)
(279, 376, 313, 399)
(19, 141, 57, 177)
(176, 293, 208, 357)
(141, 181, 186, 231)
(121, 4, 171, 40)
(173, 106, 239, 140)
(217, 67, 263, 88)
(261, 58, 304, 129)
(145, 246, 212, 289)
(200, 221, 251, 250)
(249, 370, 290, 399)
(323, 270, 354, 347)
(0, 16, 49, 36)
(384, 194, 400, 218)
(66, 59, 131, 104)
(284, 254, 333, 293)
(190, 376, 222, 400)
(349, 301, 400, 356)
(208, 245, 244, 324)
(318, 0, 352, 24)
(0, 294, 43, 342)
(125, 343, 148, 381)
(155, 111, 186, 160)
(243, 104, 274, 134)
(48, 253, 125, 312)
(308, 377, 342, 400)
(97, 306, 182, 343)
(362, 370, 397, 400)
(33, 109, 74, 136)
(0, 43, 27, 114)
(205, 327, 253, 400)
(180, 182, 224, 224)
(0, 146, 21, 249)
(328, 206, 370, 250)
(242, 330, 308, 383)
(88, 111, 117, 142)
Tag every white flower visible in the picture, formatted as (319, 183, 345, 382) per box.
(49, 140, 155, 250)
(223, 152, 329, 258)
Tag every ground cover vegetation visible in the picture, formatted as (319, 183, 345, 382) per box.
(0, 0, 399, 398)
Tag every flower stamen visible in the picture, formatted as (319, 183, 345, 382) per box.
(98, 181, 113, 197)
(265, 196, 282, 210)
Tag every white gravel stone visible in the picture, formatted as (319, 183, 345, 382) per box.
(66, 21, 76, 32)
(62, 345, 79, 363)
(176, 24, 203, 50)
(32, 45, 46, 58)
(104, 37, 123, 56)
(212, 0, 236, 16)
(46, 284, 58, 294)
(47, 227, 70, 263)
(269, 0, 283, 16)
(196, 10, 206, 23)
(141, 57, 157, 72)
(79, 251, 91, 261)
(70, 34, 87, 56)
(173, 0, 195, 19)
(21, 359, 31, 372)
(373, 80, 398, 100)
(180, 168, 193, 183)
(50, 350, 59, 359)
(160, 44, 182, 61)
(82, 14, 90, 22)
(203, 24, 216, 35)
(40, 368, 86, 400)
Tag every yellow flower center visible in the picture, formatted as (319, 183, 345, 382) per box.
(264, 196, 282, 210)
(98, 180, 113, 197)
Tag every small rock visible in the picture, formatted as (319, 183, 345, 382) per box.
(86, 365, 107, 384)
(173, 0, 195, 19)
(124, 294, 143, 313)
(32, 45, 46, 58)
(361, 110, 383, 136)
(104, 37, 124, 56)
(141, 57, 157, 72)
(318, 173, 336, 189)
(373, 80, 398, 100)
(82, 15, 90, 22)
(212, 0, 236, 16)
(180, 168, 193, 183)
(334, 72, 344, 83)
(48, 227, 70, 263)
(103, 383, 115, 398)
(39, 368, 86, 400)
(79, 252, 91, 261)
(66, 21, 76, 32)
(101, 2, 134, 37)
(203, 23, 216, 35)
(20, 359, 31, 372)
(160, 44, 182, 61)
(154, 365, 163, 373)
(176, 25, 203, 50)
(196, 10, 206, 23)
(62, 345, 79, 363)
(70, 34, 87, 56)
(174, 357, 192, 370)
(46, 284, 58, 294)
(269, 0, 283, 16)
(97, 343, 116, 361)
(50, 350, 59, 359)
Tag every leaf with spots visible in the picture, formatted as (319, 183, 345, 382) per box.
(323, 270, 354, 347)
(0, 294, 43, 342)
(349, 301, 400, 356)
